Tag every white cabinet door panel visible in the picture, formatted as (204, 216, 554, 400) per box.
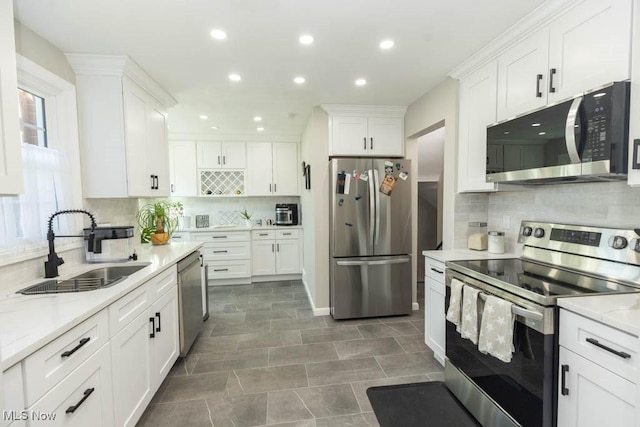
(252, 240, 276, 276)
(111, 311, 154, 427)
(197, 141, 223, 169)
(272, 143, 298, 196)
(330, 116, 368, 156)
(548, 0, 632, 102)
(223, 142, 246, 169)
(170, 141, 198, 197)
(148, 102, 169, 196)
(458, 61, 498, 192)
(246, 142, 273, 196)
(368, 117, 404, 157)
(496, 28, 549, 121)
(275, 239, 300, 274)
(0, 0, 22, 195)
(123, 79, 151, 197)
(558, 347, 637, 427)
(152, 287, 179, 388)
(425, 275, 445, 366)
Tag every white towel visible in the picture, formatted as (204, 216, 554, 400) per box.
(478, 295, 515, 363)
(446, 278, 464, 330)
(460, 285, 480, 344)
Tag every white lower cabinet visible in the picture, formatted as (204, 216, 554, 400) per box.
(558, 309, 639, 427)
(111, 273, 179, 427)
(29, 344, 113, 427)
(251, 229, 301, 277)
(192, 231, 251, 285)
(424, 256, 446, 366)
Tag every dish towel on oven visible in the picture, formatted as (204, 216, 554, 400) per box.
(460, 285, 480, 344)
(446, 278, 464, 330)
(478, 294, 515, 362)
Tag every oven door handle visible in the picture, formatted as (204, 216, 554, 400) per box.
(478, 292, 543, 322)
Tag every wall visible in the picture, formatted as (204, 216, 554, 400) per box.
(488, 181, 640, 254)
(417, 183, 438, 280)
(299, 107, 330, 312)
(13, 20, 75, 84)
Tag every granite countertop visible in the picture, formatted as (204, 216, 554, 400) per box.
(0, 241, 203, 369)
(422, 249, 519, 263)
(558, 294, 640, 337)
(178, 225, 303, 232)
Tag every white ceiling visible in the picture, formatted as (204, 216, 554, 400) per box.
(14, 0, 545, 138)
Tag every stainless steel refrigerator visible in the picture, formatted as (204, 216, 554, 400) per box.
(329, 158, 412, 319)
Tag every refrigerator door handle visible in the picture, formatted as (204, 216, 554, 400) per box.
(336, 258, 410, 266)
(368, 169, 375, 246)
(373, 169, 380, 245)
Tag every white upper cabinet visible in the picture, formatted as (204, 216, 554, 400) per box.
(322, 105, 406, 157)
(245, 142, 299, 196)
(458, 61, 499, 192)
(547, 0, 632, 103)
(169, 141, 197, 197)
(67, 54, 177, 198)
(0, 0, 23, 195)
(496, 28, 549, 121)
(197, 141, 246, 169)
(495, 0, 632, 122)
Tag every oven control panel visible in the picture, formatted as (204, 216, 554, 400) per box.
(518, 221, 640, 264)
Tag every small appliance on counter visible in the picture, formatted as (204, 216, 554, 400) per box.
(83, 226, 136, 262)
(467, 222, 487, 250)
(275, 203, 299, 225)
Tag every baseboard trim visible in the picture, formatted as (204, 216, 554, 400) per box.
(301, 273, 331, 317)
(251, 274, 301, 283)
(412, 302, 420, 311)
(207, 278, 251, 286)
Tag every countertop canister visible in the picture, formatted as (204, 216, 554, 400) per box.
(488, 231, 505, 254)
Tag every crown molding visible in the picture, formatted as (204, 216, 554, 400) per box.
(320, 104, 407, 117)
(65, 53, 177, 108)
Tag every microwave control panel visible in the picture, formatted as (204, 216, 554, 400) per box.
(582, 86, 612, 162)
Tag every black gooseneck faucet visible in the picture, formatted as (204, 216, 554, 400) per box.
(45, 209, 99, 278)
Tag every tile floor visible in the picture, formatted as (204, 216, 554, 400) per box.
(137, 280, 443, 427)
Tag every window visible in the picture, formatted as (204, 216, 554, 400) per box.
(18, 89, 47, 147)
(0, 55, 83, 264)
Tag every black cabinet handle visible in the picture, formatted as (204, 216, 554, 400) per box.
(269, 184, 272, 192)
(214, 268, 229, 272)
(218, 155, 221, 165)
(549, 68, 557, 93)
(155, 312, 161, 332)
(61, 337, 91, 358)
(535, 74, 543, 98)
(213, 250, 228, 253)
(155, 175, 159, 189)
(430, 267, 444, 275)
(283, 232, 291, 235)
(277, 243, 280, 252)
(171, 184, 174, 193)
(223, 156, 226, 165)
(370, 137, 373, 150)
(272, 244, 275, 252)
(212, 236, 227, 239)
(561, 364, 569, 396)
(274, 183, 277, 193)
(363, 137, 367, 150)
(586, 338, 631, 359)
(150, 174, 155, 190)
(66, 388, 95, 414)
(259, 233, 268, 236)
(150, 317, 156, 338)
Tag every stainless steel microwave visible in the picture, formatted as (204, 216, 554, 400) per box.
(486, 81, 630, 184)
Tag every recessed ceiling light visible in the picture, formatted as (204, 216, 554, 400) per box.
(199, 115, 208, 120)
(210, 29, 227, 40)
(355, 79, 367, 86)
(229, 73, 242, 82)
(257, 127, 264, 131)
(299, 34, 314, 45)
(538, 131, 546, 135)
(294, 76, 306, 84)
(210, 126, 218, 130)
(503, 131, 510, 135)
(379, 40, 394, 49)
(531, 122, 541, 127)
(253, 116, 262, 122)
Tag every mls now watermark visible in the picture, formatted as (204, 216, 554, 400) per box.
(3, 410, 57, 421)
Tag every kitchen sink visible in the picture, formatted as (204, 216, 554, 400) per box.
(17, 263, 151, 295)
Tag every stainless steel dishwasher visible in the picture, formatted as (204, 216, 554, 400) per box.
(177, 251, 203, 356)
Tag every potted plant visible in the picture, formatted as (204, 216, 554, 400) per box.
(240, 208, 252, 227)
(136, 200, 184, 245)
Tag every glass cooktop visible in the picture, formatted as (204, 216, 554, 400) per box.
(446, 258, 640, 306)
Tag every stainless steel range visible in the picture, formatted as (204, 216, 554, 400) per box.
(444, 221, 640, 427)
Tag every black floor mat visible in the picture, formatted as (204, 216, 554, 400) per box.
(366, 381, 480, 427)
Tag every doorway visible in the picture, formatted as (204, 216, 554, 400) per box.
(417, 126, 444, 282)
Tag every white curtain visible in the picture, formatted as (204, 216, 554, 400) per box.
(0, 143, 73, 250)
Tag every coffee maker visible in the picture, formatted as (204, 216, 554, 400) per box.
(275, 204, 299, 226)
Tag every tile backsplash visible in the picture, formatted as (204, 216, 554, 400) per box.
(487, 181, 640, 254)
(171, 196, 300, 227)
